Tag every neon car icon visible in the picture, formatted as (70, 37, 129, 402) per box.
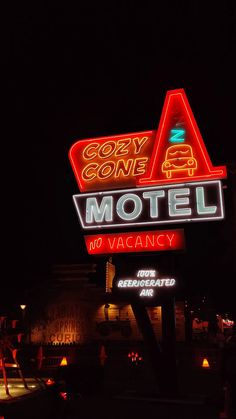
(162, 144, 197, 178)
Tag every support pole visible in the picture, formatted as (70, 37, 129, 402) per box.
(161, 297, 178, 396)
(131, 302, 163, 394)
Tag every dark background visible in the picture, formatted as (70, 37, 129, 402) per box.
(7, 3, 236, 313)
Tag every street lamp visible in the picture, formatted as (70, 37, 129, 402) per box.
(20, 304, 31, 344)
(20, 304, 26, 318)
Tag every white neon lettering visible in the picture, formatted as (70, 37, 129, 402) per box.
(118, 278, 176, 288)
(137, 270, 156, 277)
(73, 181, 223, 230)
(196, 187, 217, 215)
(140, 289, 153, 297)
(86, 197, 113, 223)
(143, 190, 165, 218)
(116, 194, 142, 221)
(168, 188, 191, 216)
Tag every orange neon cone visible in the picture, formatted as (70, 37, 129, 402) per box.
(202, 357, 210, 368)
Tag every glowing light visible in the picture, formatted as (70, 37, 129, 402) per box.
(117, 278, 175, 288)
(20, 304, 26, 310)
(202, 358, 210, 368)
(116, 269, 176, 298)
(74, 180, 224, 230)
(137, 270, 156, 278)
(82, 158, 149, 182)
(128, 351, 143, 363)
(84, 229, 185, 254)
(138, 89, 227, 187)
(69, 89, 226, 194)
(69, 131, 154, 192)
(59, 391, 67, 400)
(60, 357, 68, 366)
(46, 378, 55, 386)
(169, 128, 185, 143)
(162, 144, 197, 179)
(4, 363, 17, 368)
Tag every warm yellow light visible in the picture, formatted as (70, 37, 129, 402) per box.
(60, 357, 68, 366)
(202, 358, 210, 368)
(20, 304, 26, 310)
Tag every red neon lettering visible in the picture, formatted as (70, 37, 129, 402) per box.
(99, 141, 116, 158)
(82, 163, 98, 180)
(97, 161, 115, 179)
(69, 131, 154, 192)
(133, 137, 148, 154)
(126, 236, 133, 248)
(115, 139, 131, 156)
(83, 143, 99, 160)
(132, 158, 149, 175)
(84, 229, 185, 254)
(156, 234, 165, 246)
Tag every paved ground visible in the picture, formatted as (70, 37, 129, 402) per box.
(0, 391, 220, 419)
(0, 343, 229, 419)
(0, 378, 45, 400)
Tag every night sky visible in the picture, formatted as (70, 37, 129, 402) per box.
(8, 3, 236, 312)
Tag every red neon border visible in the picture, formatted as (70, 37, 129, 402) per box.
(69, 89, 227, 192)
(69, 130, 155, 192)
(137, 89, 227, 186)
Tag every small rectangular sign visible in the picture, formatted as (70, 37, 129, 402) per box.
(84, 229, 185, 255)
(73, 180, 224, 230)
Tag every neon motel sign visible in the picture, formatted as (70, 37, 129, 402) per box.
(69, 89, 227, 254)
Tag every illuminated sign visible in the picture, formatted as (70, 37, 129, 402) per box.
(84, 229, 185, 254)
(73, 180, 224, 230)
(69, 89, 226, 257)
(137, 89, 226, 187)
(69, 89, 226, 193)
(115, 269, 176, 298)
(69, 131, 156, 192)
